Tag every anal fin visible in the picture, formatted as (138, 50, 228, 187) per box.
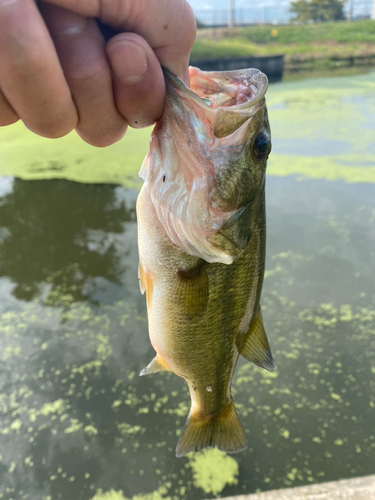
(238, 308, 275, 372)
(139, 355, 171, 376)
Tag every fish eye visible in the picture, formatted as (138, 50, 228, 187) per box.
(253, 132, 271, 160)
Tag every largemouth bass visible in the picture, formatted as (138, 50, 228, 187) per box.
(137, 66, 273, 457)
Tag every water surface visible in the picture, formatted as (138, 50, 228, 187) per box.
(0, 72, 374, 500)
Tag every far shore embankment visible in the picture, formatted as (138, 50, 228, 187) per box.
(191, 20, 375, 76)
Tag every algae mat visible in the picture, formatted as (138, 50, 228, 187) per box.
(0, 71, 374, 186)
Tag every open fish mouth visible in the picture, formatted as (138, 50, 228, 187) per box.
(163, 67, 268, 139)
(165, 67, 268, 110)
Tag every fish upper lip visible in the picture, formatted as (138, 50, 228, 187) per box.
(163, 66, 268, 113)
(163, 67, 212, 111)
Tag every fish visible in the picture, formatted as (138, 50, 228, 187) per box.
(136, 66, 273, 457)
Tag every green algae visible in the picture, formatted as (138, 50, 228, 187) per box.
(268, 155, 375, 184)
(266, 71, 375, 183)
(91, 491, 129, 500)
(188, 449, 239, 496)
(0, 72, 374, 188)
(90, 487, 174, 500)
(117, 423, 144, 436)
(0, 121, 151, 187)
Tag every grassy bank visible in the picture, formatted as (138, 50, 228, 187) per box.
(191, 20, 375, 70)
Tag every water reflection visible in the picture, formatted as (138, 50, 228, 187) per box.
(0, 178, 135, 306)
(0, 174, 374, 500)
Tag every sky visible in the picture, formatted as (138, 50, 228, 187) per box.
(186, 0, 293, 24)
(186, 0, 372, 22)
(187, 0, 291, 11)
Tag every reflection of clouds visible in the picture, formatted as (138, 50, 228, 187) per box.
(0, 176, 14, 197)
(0, 226, 11, 245)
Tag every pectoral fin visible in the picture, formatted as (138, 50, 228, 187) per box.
(139, 355, 171, 376)
(175, 260, 209, 315)
(138, 262, 146, 294)
(238, 308, 274, 372)
(138, 262, 154, 307)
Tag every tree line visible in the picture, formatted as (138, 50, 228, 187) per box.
(290, 0, 348, 22)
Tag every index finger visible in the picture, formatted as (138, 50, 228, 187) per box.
(42, 0, 196, 81)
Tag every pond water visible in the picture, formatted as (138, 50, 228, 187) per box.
(0, 71, 375, 500)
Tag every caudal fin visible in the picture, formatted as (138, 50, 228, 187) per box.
(175, 401, 247, 458)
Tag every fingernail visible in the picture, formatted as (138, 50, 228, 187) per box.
(108, 40, 148, 84)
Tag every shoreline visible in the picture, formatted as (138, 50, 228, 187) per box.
(217, 474, 375, 500)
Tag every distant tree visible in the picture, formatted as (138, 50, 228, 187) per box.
(196, 17, 206, 29)
(290, 0, 346, 22)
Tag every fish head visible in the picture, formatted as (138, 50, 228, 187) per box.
(139, 66, 271, 264)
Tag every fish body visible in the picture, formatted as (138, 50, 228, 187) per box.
(136, 66, 273, 457)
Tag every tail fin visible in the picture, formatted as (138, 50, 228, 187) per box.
(175, 401, 247, 458)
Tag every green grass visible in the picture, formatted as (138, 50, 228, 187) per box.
(190, 20, 375, 61)
(238, 19, 375, 45)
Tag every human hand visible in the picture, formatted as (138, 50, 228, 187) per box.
(0, 0, 196, 146)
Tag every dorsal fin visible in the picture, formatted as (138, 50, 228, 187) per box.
(238, 308, 274, 372)
(139, 355, 171, 376)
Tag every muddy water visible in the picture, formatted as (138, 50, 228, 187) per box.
(0, 71, 374, 500)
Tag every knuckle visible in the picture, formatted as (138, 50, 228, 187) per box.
(30, 114, 77, 139)
(5, 50, 50, 84)
(0, 114, 19, 126)
(68, 58, 109, 85)
(0, 0, 24, 15)
(183, 2, 197, 46)
(0, 103, 19, 126)
(76, 123, 128, 148)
